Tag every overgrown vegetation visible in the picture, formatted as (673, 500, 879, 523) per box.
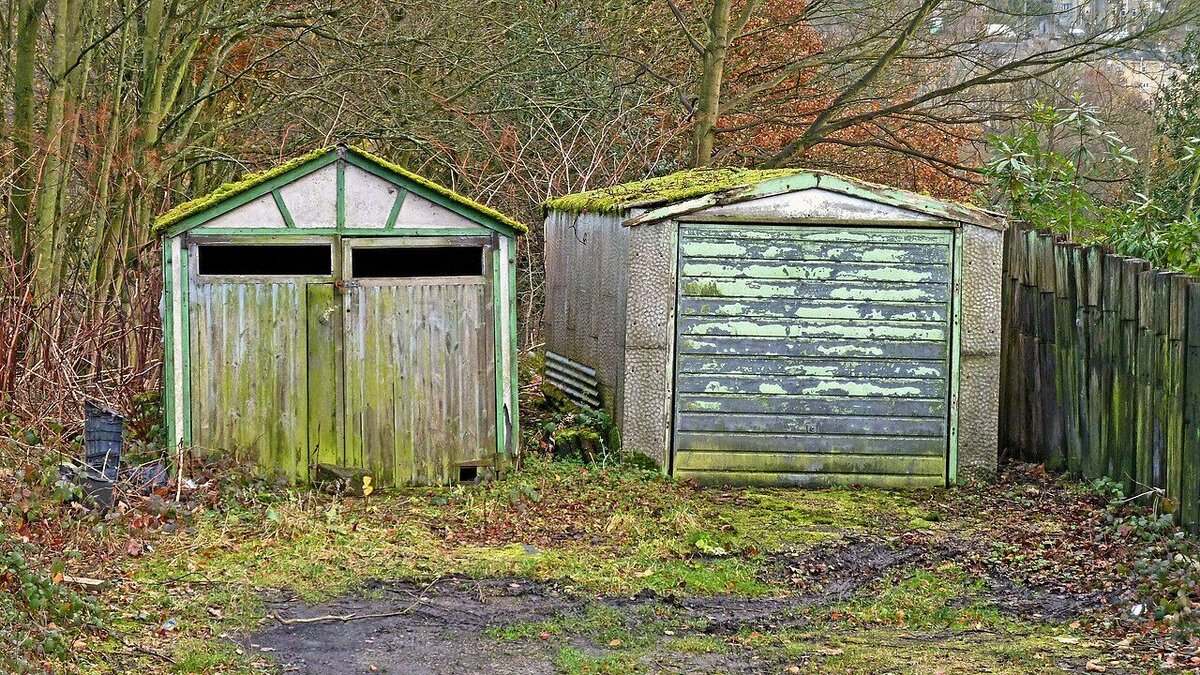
(987, 36, 1200, 274)
(7, 420, 1200, 673)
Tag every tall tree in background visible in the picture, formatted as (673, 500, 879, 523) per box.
(672, 0, 1199, 192)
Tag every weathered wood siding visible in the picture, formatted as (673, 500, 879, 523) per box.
(167, 148, 521, 486)
(189, 282, 310, 479)
(343, 280, 496, 486)
(672, 223, 955, 487)
(1002, 224, 1200, 530)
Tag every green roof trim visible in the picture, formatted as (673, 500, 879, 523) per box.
(154, 145, 527, 236)
(154, 147, 334, 234)
(544, 167, 1004, 230)
(346, 146, 527, 233)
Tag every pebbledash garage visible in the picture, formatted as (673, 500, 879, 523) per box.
(542, 168, 1006, 487)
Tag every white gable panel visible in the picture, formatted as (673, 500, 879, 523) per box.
(686, 188, 939, 223)
(344, 164, 401, 228)
(395, 193, 489, 231)
(278, 163, 338, 228)
(198, 194, 286, 230)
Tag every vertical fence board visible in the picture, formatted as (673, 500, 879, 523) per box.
(1001, 224, 1199, 530)
(1182, 282, 1200, 530)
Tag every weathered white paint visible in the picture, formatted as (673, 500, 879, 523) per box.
(171, 235, 186, 448)
(678, 188, 939, 224)
(278, 163, 338, 228)
(396, 193, 488, 231)
(197, 193, 287, 230)
(343, 164, 400, 228)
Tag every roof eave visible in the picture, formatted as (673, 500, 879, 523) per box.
(157, 145, 529, 238)
(622, 171, 1006, 231)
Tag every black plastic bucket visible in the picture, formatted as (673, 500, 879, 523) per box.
(84, 401, 123, 482)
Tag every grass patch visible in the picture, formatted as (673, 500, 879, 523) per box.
(757, 628, 1097, 674)
(833, 562, 1021, 631)
(554, 646, 639, 675)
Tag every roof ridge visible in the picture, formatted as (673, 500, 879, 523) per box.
(154, 146, 528, 235)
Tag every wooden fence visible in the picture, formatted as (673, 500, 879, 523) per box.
(1000, 223, 1200, 529)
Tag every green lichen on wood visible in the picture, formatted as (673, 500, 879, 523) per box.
(545, 167, 802, 214)
(153, 146, 334, 234)
(154, 145, 528, 236)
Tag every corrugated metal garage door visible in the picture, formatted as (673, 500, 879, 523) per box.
(672, 223, 955, 487)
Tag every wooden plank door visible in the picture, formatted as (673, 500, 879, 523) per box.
(341, 239, 497, 486)
(672, 223, 955, 488)
(306, 283, 343, 467)
(189, 281, 310, 479)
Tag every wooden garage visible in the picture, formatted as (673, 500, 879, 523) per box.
(543, 168, 1006, 487)
(156, 145, 523, 486)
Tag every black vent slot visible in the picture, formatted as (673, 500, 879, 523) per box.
(197, 245, 332, 276)
(352, 246, 483, 278)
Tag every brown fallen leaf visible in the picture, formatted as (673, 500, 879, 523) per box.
(1085, 661, 1107, 672)
(608, 638, 622, 647)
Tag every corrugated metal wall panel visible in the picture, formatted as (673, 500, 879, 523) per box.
(672, 223, 954, 487)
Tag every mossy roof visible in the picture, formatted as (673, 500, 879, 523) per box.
(544, 168, 802, 214)
(544, 167, 1003, 229)
(154, 145, 527, 235)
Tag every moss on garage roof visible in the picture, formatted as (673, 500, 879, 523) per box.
(347, 146, 527, 233)
(153, 146, 333, 234)
(155, 145, 527, 235)
(544, 168, 803, 214)
(544, 166, 1004, 230)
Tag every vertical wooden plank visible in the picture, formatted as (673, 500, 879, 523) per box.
(1052, 243, 1076, 473)
(307, 283, 342, 468)
(1181, 281, 1200, 531)
(508, 240, 521, 463)
(180, 246, 193, 447)
(1136, 269, 1157, 492)
(1118, 259, 1148, 492)
(342, 284, 365, 474)
(1100, 255, 1123, 482)
(1167, 275, 1189, 513)
(492, 244, 506, 463)
(1151, 273, 1175, 491)
(1081, 248, 1103, 479)
(1039, 234, 1064, 470)
(336, 157, 346, 230)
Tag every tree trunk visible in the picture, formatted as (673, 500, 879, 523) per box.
(9, 0, 48, 267)
(691, 0, 732, 168)
(32, 0, 71, 304)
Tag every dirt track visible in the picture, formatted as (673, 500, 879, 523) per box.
(248, 537, 1111, 674)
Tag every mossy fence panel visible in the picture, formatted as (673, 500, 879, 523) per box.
(1001, 223, 1200, 530)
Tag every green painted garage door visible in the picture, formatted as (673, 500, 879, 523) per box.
(672, 223, 956, 487)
